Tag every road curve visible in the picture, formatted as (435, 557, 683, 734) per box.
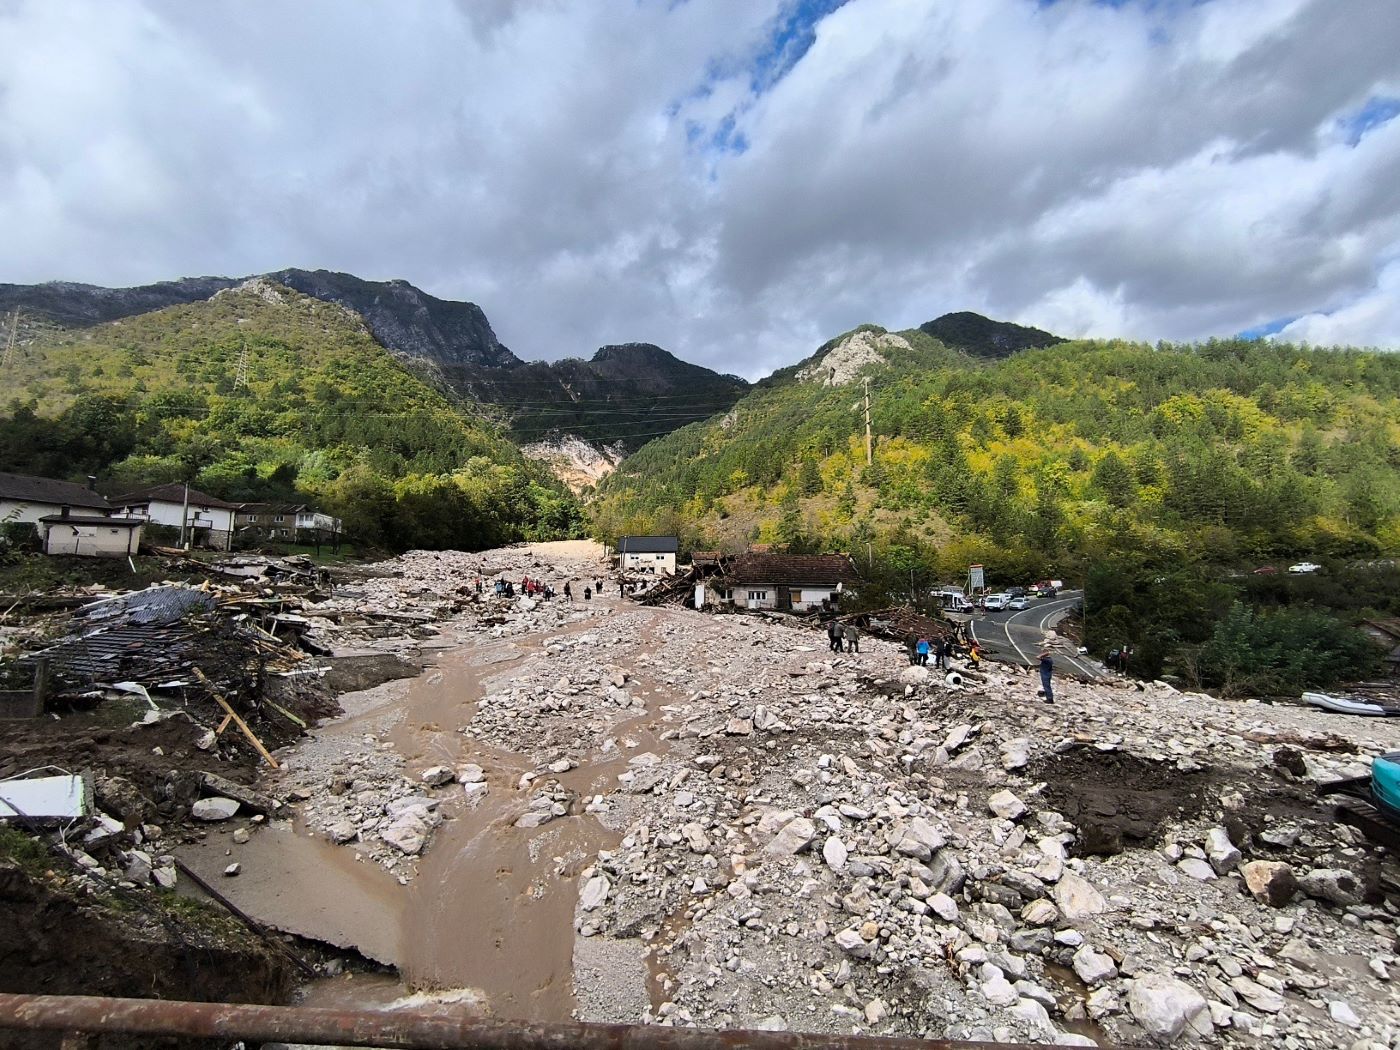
(968, 592, 1103, 680)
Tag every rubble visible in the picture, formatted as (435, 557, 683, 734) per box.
(9, 540, 1399, 1048)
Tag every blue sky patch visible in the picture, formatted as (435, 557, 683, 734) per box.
(1238, 316, 1296, 340)
(1339, 96, 1400, 146)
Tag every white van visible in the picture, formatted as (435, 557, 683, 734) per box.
(983, 593, 1012, 611)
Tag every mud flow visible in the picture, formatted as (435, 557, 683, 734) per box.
(1032, 747, 1213, 855)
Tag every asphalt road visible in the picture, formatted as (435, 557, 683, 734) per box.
(966, 591, 1104, 679)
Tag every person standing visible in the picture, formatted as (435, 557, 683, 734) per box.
(584, 585, 592, 601)
(827, 619, 842, 652)
(1038, 647, 1054, 704)
(916, 637, 930, 666)
(843, 622, 860, 653)
(564, 581, 573, 601)
(904, 632, 918, 666)
(933, 637, 946, 670)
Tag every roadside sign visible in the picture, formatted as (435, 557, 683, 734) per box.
(969, 564, 985, 591)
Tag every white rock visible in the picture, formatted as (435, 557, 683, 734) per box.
(458, 764, 486, 784)
(864, 998, 889, 1024)
(223, 862, 241, 877)
(381, 814, 428, 855)
(928, 893, 959, 922)
(1176, 858, 1217, 881)
(835, 927, 873, 958)
(1053, 873, 1107, 919)
(328, 821, 358, 844)
(1128, 975, 1213, 1043)
(900, 666, 931, 686)
(765, 816, 816, 856)
(191, 797, 240, 822)
(1072, 944, 1118, 985)
(1204, 827, 1241, 874)
(1000, 738, 1031, 770)
(420, 765, 455, 787)
(1229, 976, 1284, 1014)
(981, 971, 1019, 1008)
(231, 828, 250, 845)
(823, 836, 849, 872)
(681, 822, 712, 853)
(1327, 1000, 1361, 1028)
(579, 875, 611, 911)
(988, 789, 1027, 821)
(462, 781, 489, 803)
(1021, 899, 1058, 926)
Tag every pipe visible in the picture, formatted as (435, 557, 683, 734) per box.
(0, 994, 1070, 1050)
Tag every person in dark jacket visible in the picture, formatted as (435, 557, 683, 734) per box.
(827, 620, 843, 652)
(1038, 648, 1054, 704)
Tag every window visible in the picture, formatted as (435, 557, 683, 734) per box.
(274, 515, 285, 523)
(247, 514, 258, 522)
(748, 590, 768, 601)
(656, 554, 666, 560)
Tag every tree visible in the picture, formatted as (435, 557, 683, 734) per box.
(798, 455, 823, 496)
(1090, 451, 1136, 508)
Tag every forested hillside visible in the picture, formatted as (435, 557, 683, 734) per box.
(593, 326, 1400, 686)
(0, 280, 581, 549)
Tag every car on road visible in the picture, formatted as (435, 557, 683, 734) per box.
(1007, 597, 1029, 611)
(982, 593, 1012, 611)
(1289, 561, 1322, 574)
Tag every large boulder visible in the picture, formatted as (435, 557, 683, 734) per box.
(1242, 860, 1297, 908)
(1127, 974, 1212, 1043)
(191, 797, 240, 822)
(765, 816, 816, 857)
(1053, 872, 1107, 920)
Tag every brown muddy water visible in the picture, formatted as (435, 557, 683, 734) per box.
(180, 600, 673, 1022)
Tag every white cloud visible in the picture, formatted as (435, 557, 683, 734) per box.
(1, 0, 1399, 379)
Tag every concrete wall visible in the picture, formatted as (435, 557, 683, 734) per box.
(42, 522, 142, 557)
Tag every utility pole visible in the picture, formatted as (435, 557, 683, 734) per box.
(862, 376, 873, 466)
(1, 309, 19, 369)
(179, 482, 191, 550)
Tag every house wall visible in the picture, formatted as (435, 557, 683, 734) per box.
(1, 498, 104, 532)
(42, 523, 142, 557)
(622, 551, 676, 575)
(791, 587, 839, 612)
(121, 501, 234, 550)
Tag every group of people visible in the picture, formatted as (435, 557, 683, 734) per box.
(907, 633, 962, 668)
(826, 619, 862, 652)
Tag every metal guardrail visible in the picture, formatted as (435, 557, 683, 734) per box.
(0, 993, 1075, 1049)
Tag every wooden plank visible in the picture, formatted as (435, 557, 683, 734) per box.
(192, 667, 278, 769)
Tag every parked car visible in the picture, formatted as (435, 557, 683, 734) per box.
(1288, 562, 1322, 574)
(1252, 566, 1278, 575)
(1007, 586, 1026, 598)
(1007, 597, 1029, 611)
(983, 593, 1012, 611)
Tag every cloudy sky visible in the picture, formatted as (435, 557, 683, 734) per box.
(2, 0, 1399, 378)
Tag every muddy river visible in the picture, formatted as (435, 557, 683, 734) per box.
(180, 597, 672, 1021)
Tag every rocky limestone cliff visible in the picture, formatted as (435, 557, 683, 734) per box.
(797, 329, 909, 386)
(520, 435, 627, 494)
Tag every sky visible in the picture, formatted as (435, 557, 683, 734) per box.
(2, 0, 1399, 379)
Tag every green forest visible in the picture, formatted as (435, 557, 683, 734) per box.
(0, 283, 582, 550)
(593, 326, 1400, 692)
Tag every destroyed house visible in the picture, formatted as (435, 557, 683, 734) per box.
(714, 553, 861, 612)
(108, 484, 239, 550)
(617, 535, 679, 575)
(0, 470, 111, 533)
(1362, 619, 1400, 675)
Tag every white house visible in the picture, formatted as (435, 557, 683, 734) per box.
(617, 535, 680, 575)
(39, 511, 145, 557)
(0, 471, 112, 532)
(712, 553, 861, 612)
(108, 483, 239, 551)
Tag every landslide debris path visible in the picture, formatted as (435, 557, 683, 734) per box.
(185, 542, 1400, 1048)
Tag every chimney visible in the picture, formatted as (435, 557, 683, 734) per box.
(60, 506, 69, 519)
(86, 475, 97, 491)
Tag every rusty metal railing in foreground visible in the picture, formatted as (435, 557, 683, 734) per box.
(0, 993, 1084, 1049)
